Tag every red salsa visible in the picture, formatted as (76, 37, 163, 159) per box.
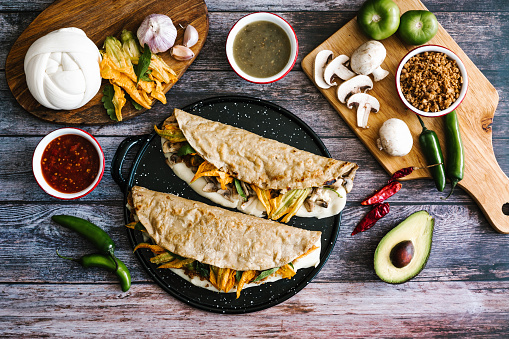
(41, 134, 100, 193)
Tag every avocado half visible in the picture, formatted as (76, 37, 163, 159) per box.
(374, 210, 434, 284)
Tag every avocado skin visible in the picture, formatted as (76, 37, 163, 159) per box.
(374, 210, 434, 284)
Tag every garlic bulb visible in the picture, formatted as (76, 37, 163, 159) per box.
(183, 25, 199, 48)
(137, 14, 177, 53)
(170, 45, 195, 61)
(23, 27, 101, 110)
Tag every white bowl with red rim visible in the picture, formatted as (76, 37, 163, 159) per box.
(226, 12, 299, 84)
(395, 45, 468, 117)
(32, 128, 105, 200)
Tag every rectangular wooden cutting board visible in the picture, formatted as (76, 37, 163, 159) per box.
(301, 0, 509, 233)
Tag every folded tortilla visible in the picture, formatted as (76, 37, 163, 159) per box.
(131, 186, 321, 271)
(174, 108, 358, 191)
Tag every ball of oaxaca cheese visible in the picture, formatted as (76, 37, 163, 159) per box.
(24, 27, 101, 110)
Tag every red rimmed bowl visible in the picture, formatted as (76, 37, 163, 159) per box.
(226, 12, 298, 84)
(32, 128, 105, 200)
(395, 45, 468, 117)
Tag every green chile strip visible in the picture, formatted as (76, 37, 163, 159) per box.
(416, 115, 446, 192)
(443, 111, 465, 199)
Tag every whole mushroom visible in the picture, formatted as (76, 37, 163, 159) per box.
(377, 118, 413, 157)
(350, 40, 389, 82)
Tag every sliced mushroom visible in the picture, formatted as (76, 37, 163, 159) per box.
(202, 182, 219, 192)
(314, 50, 334, 89)
(323, 55, 356, 86)
(217, 189, 233, 202)
(316, 200, 329, 208)
(336, 74, 373, 103)
(347, 93, 380, 128)
(162, 140, 182, 153)
(240, 181, 252, 198)
(344, 178, 354, 193)
(350, 41, 389, 82)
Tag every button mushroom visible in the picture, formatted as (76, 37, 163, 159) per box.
(323, 55, 356, 86)
(336, 74, 373, 103)
(376, 118, 413, 157)
(314, 50, 334, 89)
(350, 41, 389, 82)
(347, 93, 380, 128)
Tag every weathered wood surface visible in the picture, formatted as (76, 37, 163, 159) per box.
(1, 0, 508, 337)
(2, 282, 509, 337)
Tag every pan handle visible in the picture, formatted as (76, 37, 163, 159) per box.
(111, 135, 148, 193)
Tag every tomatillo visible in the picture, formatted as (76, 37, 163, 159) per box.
(357, 0, 400, 40)
(398, 10, 439, 45)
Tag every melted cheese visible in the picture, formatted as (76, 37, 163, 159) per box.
(171, 162, 239, 209)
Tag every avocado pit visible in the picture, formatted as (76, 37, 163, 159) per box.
(390, 240, 414, 268)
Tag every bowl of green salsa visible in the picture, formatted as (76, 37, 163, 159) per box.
(226, 12, 298, 83)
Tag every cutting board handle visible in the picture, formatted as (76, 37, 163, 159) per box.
(459, 157, 509, 234)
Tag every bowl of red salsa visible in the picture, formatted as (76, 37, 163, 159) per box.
(32, 128, 105, 199)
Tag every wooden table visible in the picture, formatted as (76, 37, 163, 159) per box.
(1, 0, 508, 337)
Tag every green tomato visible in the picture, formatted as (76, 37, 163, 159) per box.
(357, 0, 400, 40)
(398, 10, 439, 45)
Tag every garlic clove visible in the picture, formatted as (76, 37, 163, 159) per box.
(183, 25, 199, 48)
(170, 45, 195, 61)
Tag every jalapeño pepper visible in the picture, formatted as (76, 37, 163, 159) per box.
(443, 111, 465, 199)
(416, 115, 446, 192)
(57, 251, 131, 292)
(52, 215, 116, 257)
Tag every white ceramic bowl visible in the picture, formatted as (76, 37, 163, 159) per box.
(226, 12, 298, 84)
(32, 128, 105, 200)
(395, 45, 468, 117)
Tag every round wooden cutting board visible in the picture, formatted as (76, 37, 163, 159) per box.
(5, 0, 208, 125)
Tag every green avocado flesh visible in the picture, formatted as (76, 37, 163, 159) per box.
(374, 211, 434, 284)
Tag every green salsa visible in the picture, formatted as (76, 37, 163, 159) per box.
(233, 21, 291, 78)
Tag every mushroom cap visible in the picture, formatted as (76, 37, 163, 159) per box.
(350, 41, 387, 76)
(314, 50, 334, 89)
(346, 93, 380, 111)
(378, 118, 413, 157)
(336, 74, 373, 103)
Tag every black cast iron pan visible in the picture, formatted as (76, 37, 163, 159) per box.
(111, 96, 341, 313)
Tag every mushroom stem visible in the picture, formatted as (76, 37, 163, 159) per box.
(372, 66, 389, 82)
(357, 103, 372, 128)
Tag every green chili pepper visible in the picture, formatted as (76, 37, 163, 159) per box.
(443, 111, 465, 199)
(52, 215, 117, 268)
(416, 115, 446, 192)
(57, 251, 131, 292)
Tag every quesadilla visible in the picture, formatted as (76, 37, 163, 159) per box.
(156, 109, 358, 222)
(127, 186, 322, 298)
